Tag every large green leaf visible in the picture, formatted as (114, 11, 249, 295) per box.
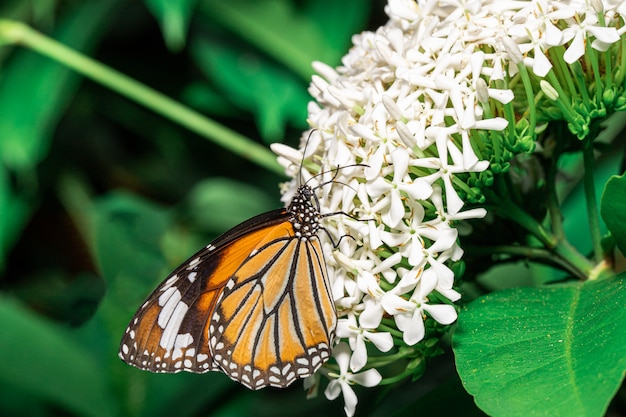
(0, 297, 117, 417)
(453, 275, 626, 417)
(601, 173, 626, 255)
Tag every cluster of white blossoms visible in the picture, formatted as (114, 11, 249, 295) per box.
(272, 0, 625, 415)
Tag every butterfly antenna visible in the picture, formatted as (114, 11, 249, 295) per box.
(308, 163, 369, 193)
(298, 130, 317, 186)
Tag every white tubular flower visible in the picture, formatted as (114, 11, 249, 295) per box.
(271, 0, 625, 415)
(394, 268, 459, 345)
(336, 312, 394, 372)
(324, 343, 383, 417)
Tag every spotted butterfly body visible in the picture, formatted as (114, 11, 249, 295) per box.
(119, 184, 337, 389)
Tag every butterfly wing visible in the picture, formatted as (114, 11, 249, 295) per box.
(210, 223, 337, 390)
(119, 209, 289, 373)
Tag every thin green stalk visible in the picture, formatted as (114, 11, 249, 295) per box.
(491, 190, 594, 279)
(0, 19, 283, 175)
(493, 196, 555, 248)
(549, 46, 577, 98)
(585, 45, 603, 104)
(379, 367, 416, 386)
(516, 64, 537, 135)
(467, 244, 555, 262)
(582, 137, 603, 263)
(546, 158, 565, 240)
(595, 7, 613, 89)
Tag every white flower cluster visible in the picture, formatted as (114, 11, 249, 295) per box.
(272, 0, 625, 415)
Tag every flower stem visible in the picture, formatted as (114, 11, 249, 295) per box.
(465, 244, 579, 275)
(0, 19, 283, 174)
(491, 189, 594, 279)
(546, 157, 565, 240)
(494, 196, 554, 247)
(582, 137, 604, 263)
(517, 64, 537, 135)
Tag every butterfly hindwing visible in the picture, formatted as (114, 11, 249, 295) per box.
(210, 193, 337, 389)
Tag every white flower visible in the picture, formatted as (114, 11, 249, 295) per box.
(336, 313, 394, 372)
(271, 0, 625, 413)
(394, 269, 458, 345)
(324, 343, 383, 417)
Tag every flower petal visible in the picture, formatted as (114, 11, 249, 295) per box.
(349, 368, 383, 388)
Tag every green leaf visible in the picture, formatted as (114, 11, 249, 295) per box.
(0, 167, 31, 271)
(190, 37, 309, 141)
(0, 0, 119, 271)
(303, 0, 370, 61)
(453, 276, 626, 417)
(0, 0, 117, 170)
(560, 150, 619, 266)
(201, 0, 333, 80)
(92, 192, 171, 291)
(185, 177, 276, 233)
(0, 297, 117, 417)
(144, 0, 197, 51)
(601, 173, 626, 255)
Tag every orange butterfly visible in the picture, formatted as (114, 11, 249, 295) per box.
(119, 183, 336, 389)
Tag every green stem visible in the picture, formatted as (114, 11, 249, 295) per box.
(582, 137, 604, 263)
(585, 45, 603, 105)
(517, 64, 537, 135)
(491, 191, 594, 279)
(596, 8, 613, 89)
(546, 158, 565, 240)
(546, 70, 578, 120)
(466, 244, 581, 276)
(0, 19, 283, 174)
(552, 239, 595, 280)
(494, 197, 555, 247)
(379, 367, 416, 386)
(549, 46, 577, 98)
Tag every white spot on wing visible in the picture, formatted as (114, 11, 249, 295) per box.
(172, 348, 183, 360)
(159, 302, 189, 350)
(174, 333, 194, 349)
(188, 257, 201, 269)
(158, 288, 183, 328)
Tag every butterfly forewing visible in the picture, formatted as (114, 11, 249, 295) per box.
(119, 185, 337, 390)
(119, 210, 289, 373)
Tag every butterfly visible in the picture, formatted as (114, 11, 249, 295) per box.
(119, 181, 337, 390)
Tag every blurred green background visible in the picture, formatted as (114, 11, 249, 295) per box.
(0, 0, 389, 416)
(0, 1, 489, 416)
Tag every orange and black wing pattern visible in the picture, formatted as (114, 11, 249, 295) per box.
(119, 185, 337, 389)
